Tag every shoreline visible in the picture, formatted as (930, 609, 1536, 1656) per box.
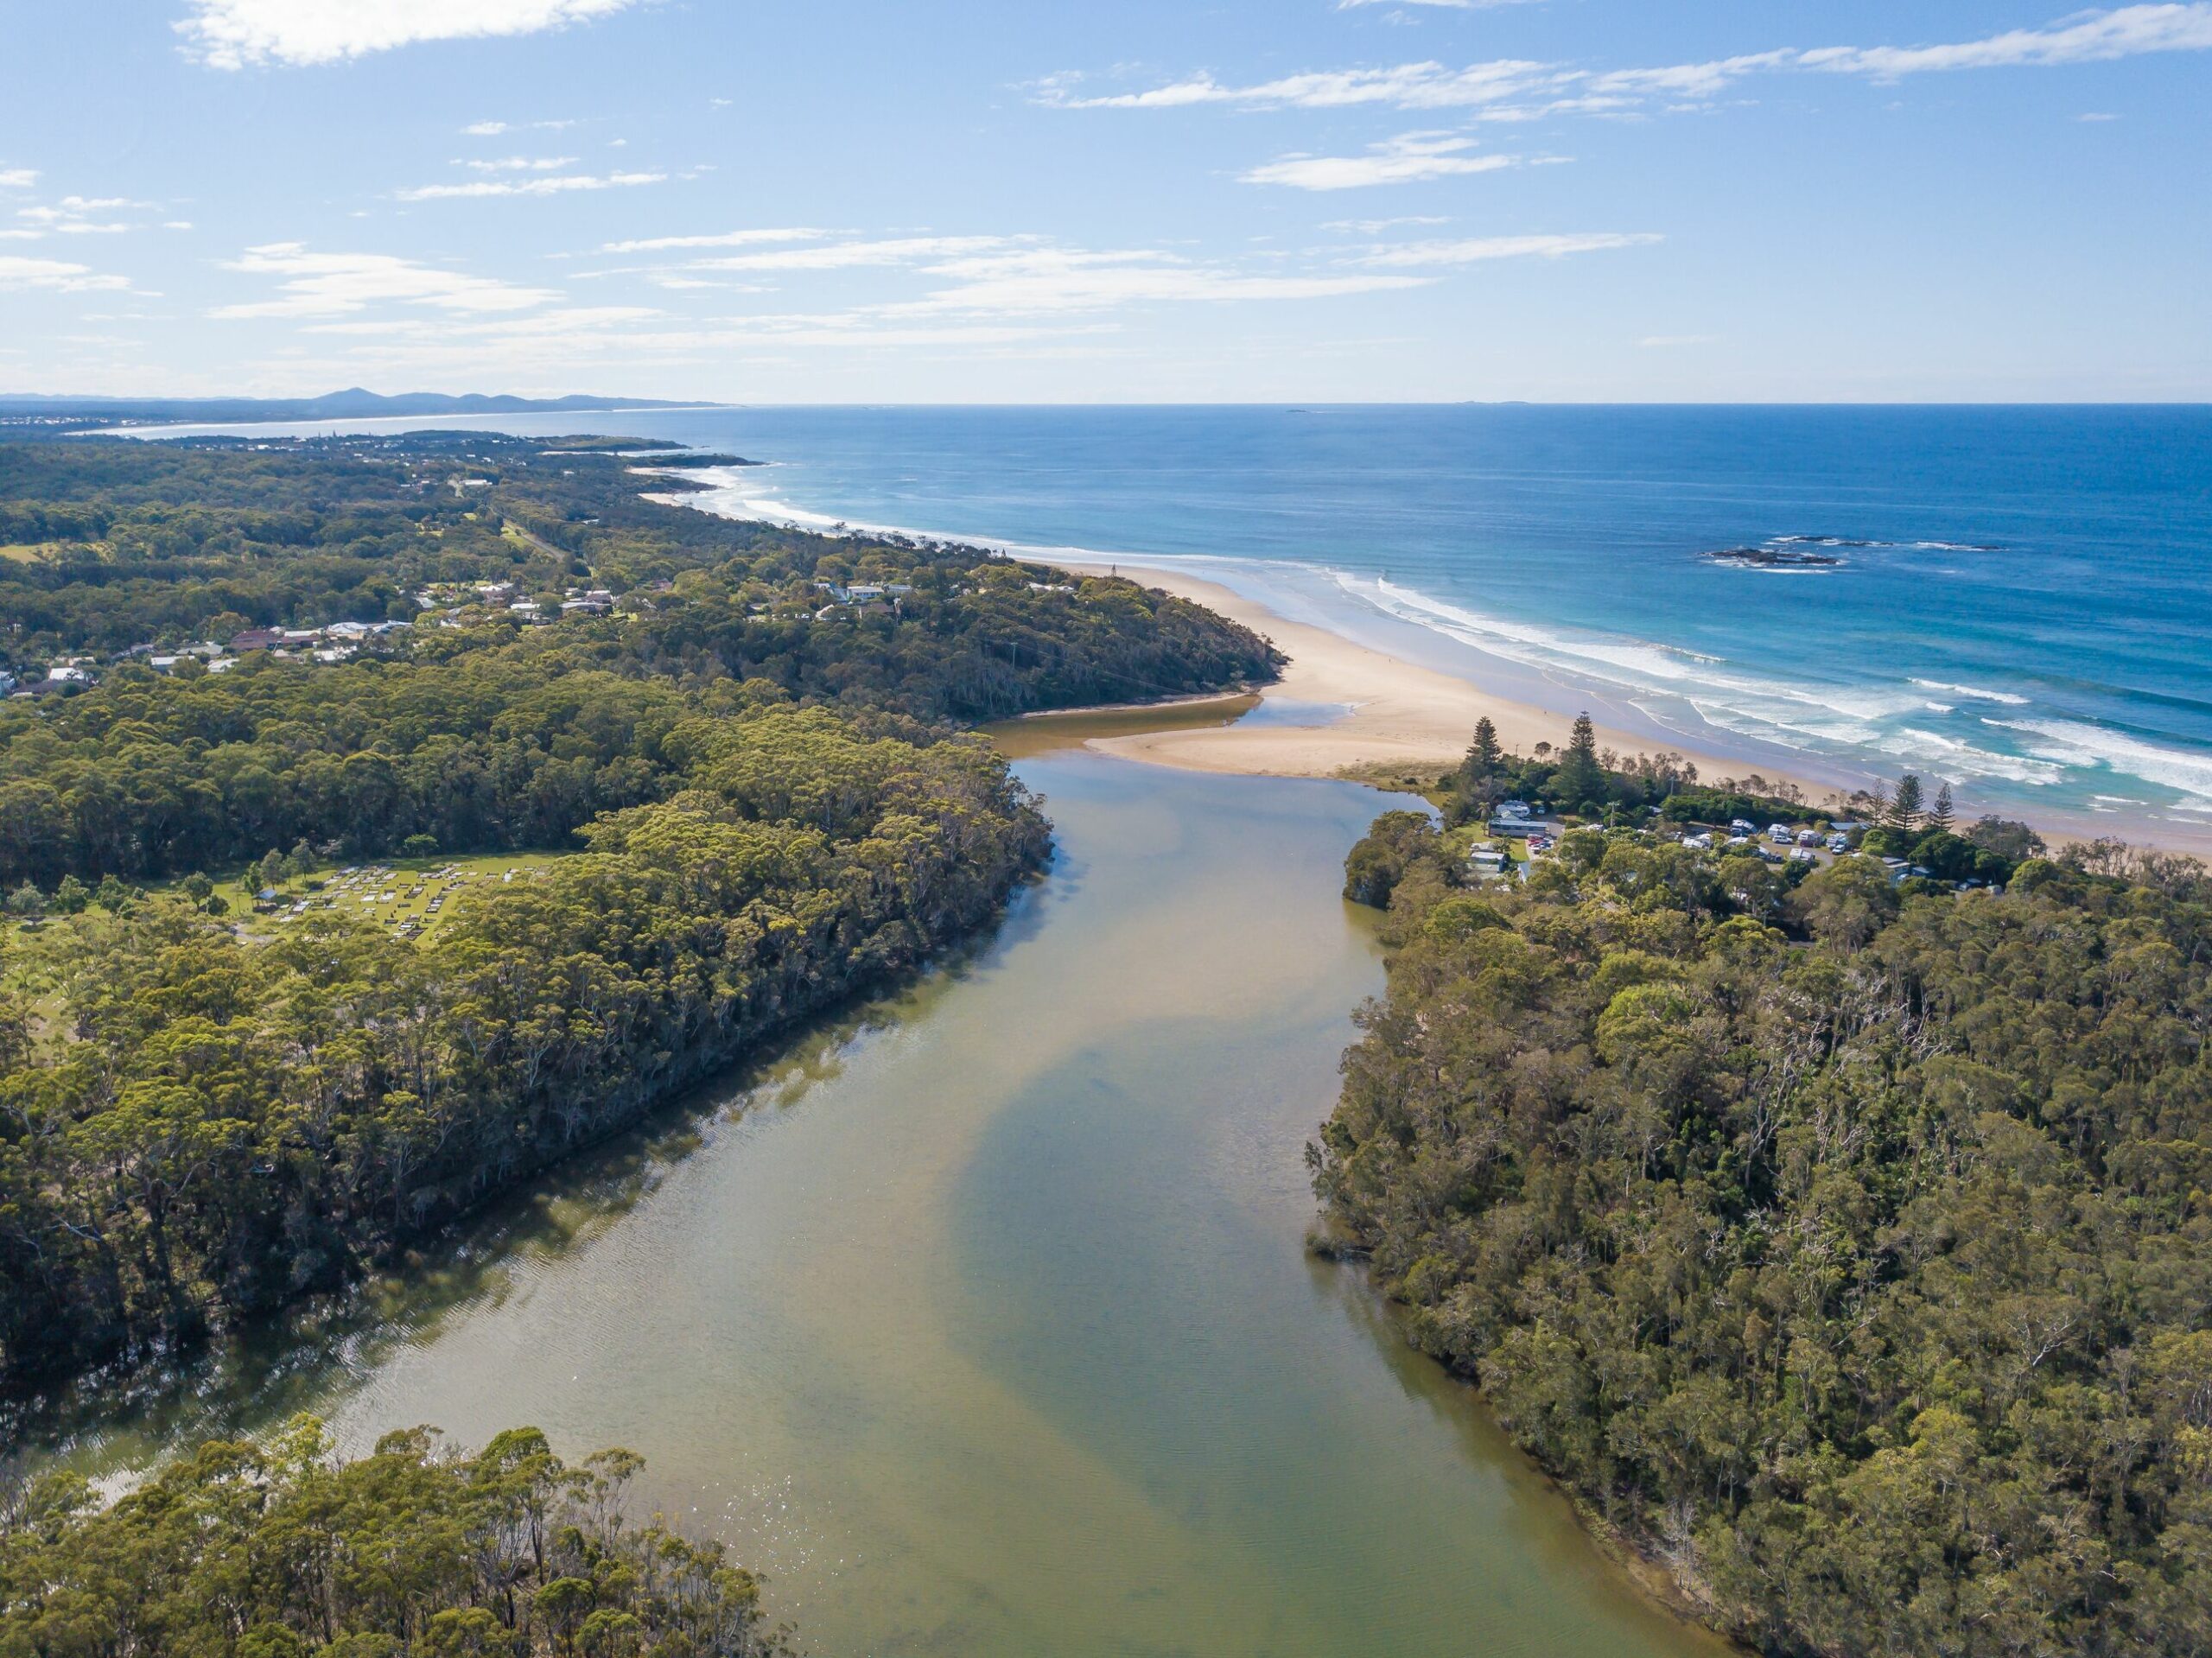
(633, 452, 2209, 858)
(1046, 558, 1847, 806)
(1052, 557, 2212, 857)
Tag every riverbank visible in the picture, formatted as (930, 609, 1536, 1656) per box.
(5, 753, 1739, 1658)
(1043, 559, 1843, 805)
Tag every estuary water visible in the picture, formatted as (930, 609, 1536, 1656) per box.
(26, 750, 1730, 1658)
(144, 403, 2212, 841)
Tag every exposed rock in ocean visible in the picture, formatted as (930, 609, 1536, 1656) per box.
(1703, 534, 2005, 568)
(1701, 544, 1843, 569)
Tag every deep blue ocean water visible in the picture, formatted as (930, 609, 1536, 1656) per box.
(151, 406, 2212, 840)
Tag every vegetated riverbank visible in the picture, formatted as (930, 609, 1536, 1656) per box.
(1316, 785, 2212, 1658)
(0, 1419, 786, 1657)
(0, 703, 1051, 1411)
(3, 746, 1741, 1658)
(0, 429, 1286, 1413)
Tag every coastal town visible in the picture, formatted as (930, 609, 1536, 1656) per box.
(1465, 798, 1979, 893)
(0, 575, 617, 696)
(0, 518, 961, 696)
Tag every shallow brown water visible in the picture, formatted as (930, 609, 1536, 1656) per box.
(983, 692, 1260, 758)
(29, 751, 1731, 1658)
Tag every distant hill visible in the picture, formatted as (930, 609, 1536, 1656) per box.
(0, 388, 712, 426)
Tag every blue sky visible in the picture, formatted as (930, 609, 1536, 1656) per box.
(2, 0, 2208, 401)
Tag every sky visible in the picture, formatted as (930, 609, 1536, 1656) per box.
(1, 0, 2208, 402)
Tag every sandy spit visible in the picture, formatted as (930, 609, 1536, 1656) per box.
(1047, 560, 1845, 806)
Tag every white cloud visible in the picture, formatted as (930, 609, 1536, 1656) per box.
(1322, 215, 1450, 233)
(179, 0, 651, 69)
(0, 255, 130, 293)
(1798, 4, 2212, 76)
(588, 234, 1440, 321)
(1043, 60, 1553, 111)
(210, 243, 561, 317)
(302, 303, 662, 338)
(883, 246, 1432, 315)
(1357, 231, 1661, 266)
(690, 235, 1023, 272)
(458, 155, 579, 173)
(600, 226, 831, 252)
(181, 217, 1653, 385)
(287, 314, 1096, 384)
(1052, 7, 2212, 118)
(1243, 133, 1522, 190)
(30, 197, 143, 214)
(0, 168, 36, 191)
(7, 195, 167, 239)
(464, 120, 510, 136)
(644, 275, 772, 291)
(396, 170, 664, 201)
(16, 196, 148, 236)
(1580, 53, 1794, 101)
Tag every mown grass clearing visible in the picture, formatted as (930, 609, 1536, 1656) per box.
(221, 848, 577, 942)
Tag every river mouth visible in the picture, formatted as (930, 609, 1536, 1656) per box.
(14, 753, 1731, 1658)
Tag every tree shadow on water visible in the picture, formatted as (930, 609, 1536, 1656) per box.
(3, 898, 1043, 1484)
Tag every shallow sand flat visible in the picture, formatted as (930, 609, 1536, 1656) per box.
(1049, 560, 1842, 804)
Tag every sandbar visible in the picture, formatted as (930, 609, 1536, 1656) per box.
(1045, 560, 1844, 806)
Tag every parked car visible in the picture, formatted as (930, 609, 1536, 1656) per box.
(1769, 823, 1796, 844)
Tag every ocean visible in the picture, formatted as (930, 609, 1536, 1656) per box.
(147, 404, 2212, 841)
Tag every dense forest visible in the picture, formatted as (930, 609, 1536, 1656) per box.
(0, 1417, 783, 1655)
(0, 702, 1046, 1394)
(0, 435, 1279, 720)
(0, 435, 1273, 889)
(0, 430, 1277, 1403)
(0, 656, 693, 887)
(1316, 797, 2212, 1655)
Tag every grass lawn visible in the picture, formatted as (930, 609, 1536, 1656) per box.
(6, 848, 580, 967)
(218, 848, 576, 942)
(1, 850, 575, 1056)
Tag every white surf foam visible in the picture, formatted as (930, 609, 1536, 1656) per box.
(655, 461, 2211, 820)
(1985, 719, 2212, 806)
(1912, 678, 2031, 706)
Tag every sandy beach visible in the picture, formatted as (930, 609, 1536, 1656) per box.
(1044, 559, 1847, 807)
